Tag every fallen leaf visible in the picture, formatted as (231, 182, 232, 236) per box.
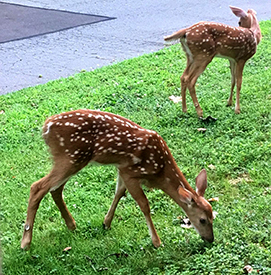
(181, 224, 193, 229)
(63, 246, 72, 252)
(263, 186, 271, 195)
(197, 128, 207, 132)
(243, 265, 253, 274)
(181, 218, 193, 229)
(199, 116, 217, 122)
(98, 268, 109, 272)
(169, 95, 182, 103)
(208, 197, 219, 202)
(229, 173, 253, 185)
(208, 164, 216, 170)
(212, 211, 218, 219)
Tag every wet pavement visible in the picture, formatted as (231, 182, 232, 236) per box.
(0, 0, 270, 95)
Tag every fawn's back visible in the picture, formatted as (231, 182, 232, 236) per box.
(183, 22, 257, 60)
(43, 109, 171, 177)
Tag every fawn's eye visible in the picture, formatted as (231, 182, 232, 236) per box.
(200, 218, 206, 225)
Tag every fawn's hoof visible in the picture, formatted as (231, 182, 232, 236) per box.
(67, 221, 76, 231)
(197, 111, 203, 118)
(152, 239, 162, 248)
(103, 223, 110, 230)
(227, 100, 233, 106)
(235, 108, 241, 114)
(21, 239, 31, 251)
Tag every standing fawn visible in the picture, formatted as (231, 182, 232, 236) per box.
(21, 109, 214, 250)
(164, 6, 262, 117)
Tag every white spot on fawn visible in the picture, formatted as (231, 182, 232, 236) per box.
(43, 122, 53, 135)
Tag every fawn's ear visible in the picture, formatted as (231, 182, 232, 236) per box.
(230, 6, 248, 18)
(195, 169, 207, 197)
(177, 186, 194, 205)
(248, 9, 257, 15)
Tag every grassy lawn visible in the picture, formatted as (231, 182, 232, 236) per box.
(0, 20, 271, 274)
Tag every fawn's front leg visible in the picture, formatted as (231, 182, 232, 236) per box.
(103, 174, 126, 229)
(120, 172, 161, 248)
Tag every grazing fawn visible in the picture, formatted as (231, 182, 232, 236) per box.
(164, 6, 262, 117)
(21, 109, 214, 250)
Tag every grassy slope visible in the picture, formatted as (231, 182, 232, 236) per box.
(0, 20, 270, 274)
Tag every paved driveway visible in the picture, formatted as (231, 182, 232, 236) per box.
(0, 0, 270, 95)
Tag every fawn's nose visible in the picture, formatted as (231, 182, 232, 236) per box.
(202, 235, 214, 243)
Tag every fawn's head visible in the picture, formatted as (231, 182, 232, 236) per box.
(230, 6, 255, 28)
(230, 6, 261, 44)
(177, 169, 214, 243)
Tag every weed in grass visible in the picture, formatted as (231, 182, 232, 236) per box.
(0, 20, 271, 275)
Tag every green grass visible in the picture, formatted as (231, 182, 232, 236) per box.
(0, 20, 271, 274)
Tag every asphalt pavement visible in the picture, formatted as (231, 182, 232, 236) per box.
(0, 0, 270, 95)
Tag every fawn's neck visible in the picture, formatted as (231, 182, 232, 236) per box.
(250, 18, 262, 44)
(161, 141, 197, 196)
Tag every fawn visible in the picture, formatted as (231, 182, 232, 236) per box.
(164, 6, 262, 117)
(21, 109, 214, 250)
